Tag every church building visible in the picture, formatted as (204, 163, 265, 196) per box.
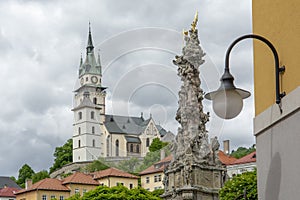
(72, 26, 172, 163)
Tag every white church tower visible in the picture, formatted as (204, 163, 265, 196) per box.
(72, 24, 106, 162)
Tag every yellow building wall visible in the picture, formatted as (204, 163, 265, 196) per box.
(66, 183, 98, 196)
(253, 1, 300, 115)
(96, 177, 138, 189)
(140, 172, 164, 192)
(16, 190, 70, 200)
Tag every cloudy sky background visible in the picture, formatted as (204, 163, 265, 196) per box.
(0, 0, 254, 177)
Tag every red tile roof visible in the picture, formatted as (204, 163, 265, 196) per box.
(62, 172, 99, 185)
(0, 187, 20, 197)
(218, 150, 238, 165)
(92, 168, 139, 179)
(230, 151, 256, 165)
(139, 155, 172, 175)
(16, 178, 70, 194)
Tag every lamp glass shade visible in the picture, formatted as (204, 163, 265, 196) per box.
(212, 89, 243, 119)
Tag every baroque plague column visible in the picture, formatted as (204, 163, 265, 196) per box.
(162, 13, 226, 200)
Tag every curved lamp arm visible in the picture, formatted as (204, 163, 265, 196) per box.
(225, 34, 286, 105)
(205, 34, 286, 119)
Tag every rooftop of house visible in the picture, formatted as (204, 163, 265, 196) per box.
(230, 151, 256, 165)
(62, 172, 99, 185)
(0, 187, 20, 198)
(218, 150, 238, 165)
(92, 167, 139, 179)
(0, 177, 21, 189)
(16, 178, 70, 195)
(139, 155, 172, 176)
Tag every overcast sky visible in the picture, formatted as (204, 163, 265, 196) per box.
(0, 0, 254, 177)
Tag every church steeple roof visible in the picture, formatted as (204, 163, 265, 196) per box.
(78, 23, 102, 78)
(86, 22, 94, 54)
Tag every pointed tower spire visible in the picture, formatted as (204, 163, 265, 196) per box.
(80, 53, 83, 65)
(97, 49, 102, 76)
(86, 22, 94, 54)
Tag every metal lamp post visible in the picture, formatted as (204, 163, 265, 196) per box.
(205, 34, 285, 119)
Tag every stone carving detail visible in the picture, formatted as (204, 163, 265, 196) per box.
(170, 26, 215, 167)
(162, 14, 225, 200)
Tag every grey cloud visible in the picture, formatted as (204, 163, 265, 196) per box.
(0, 0, 254, 177)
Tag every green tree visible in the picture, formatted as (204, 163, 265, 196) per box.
(32, 170, 49, 184)
(17, 164, 35, 188)
(50, 139, 73, 174)
(117, 157, 141, 173)
(149, 138, 168, 152)
(230, 145, 256, 159)
(219, 170, 257, 200)
(137, 151, 161, 172)
(66, 185, 162, 200)
(83, 160, 109, 173)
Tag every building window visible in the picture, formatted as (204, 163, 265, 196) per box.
(42, 195, 47, 200)
(83, 189, 87, 194)
(93, 98, 97, 104)
(115, 140, 119, 156)
(130, 144, 134, 152)
(92, 139, 95, 147)
(146, 177, 150, 184)
(59, 196, 64, 200)
(146, 138, 150, 147)
(78, 140, 81, 148)
(91, 111, 95, 119)
(116, 182, 124, 186)
(86, 77, 88, 81)
(78, 127, 81, 135)
(129, 183, 133, 189)
(154, 175, 161, 182)
(92, 126, 95, 134)
(75, 189, 79, 194)
(136, 145, 140, 153)
(50, 195, 55, 199)
(78, 112, 82, 120)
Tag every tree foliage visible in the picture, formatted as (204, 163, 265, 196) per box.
(32, 170, 49, 184)
(83, 160, 109, 173)
(50, 139, 73, 173)
(230, 145, 256, 159)
(117, 157, 141, 173)
(219, 170, 257, 200)
(17, 164, 35, 188)
(137, 151, 161, 172)
(149, 138, 168, 152)
(66, 185, 162, 200)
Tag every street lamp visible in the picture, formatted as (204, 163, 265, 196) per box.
(205, 34, 285, 119)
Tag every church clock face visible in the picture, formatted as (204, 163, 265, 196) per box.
(80, 78, 84, 85)
(91, 76, 98, 84)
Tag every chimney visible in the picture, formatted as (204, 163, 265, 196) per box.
(223, 140, 230, 155)
(160, 149, 165, 160)
(25, 179, 32, 189)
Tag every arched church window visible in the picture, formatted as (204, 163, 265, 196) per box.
(136, 145, 140, 153)
(146, 138, 150, 147)
(78, 127, 81, 135)
(92, 139, 95, 147)
(106, 136, 110, 157)
(93, 98, 97, 104)
(115, 140, 119, 157)
(91, 111, 95, 119)
(78, 140, 81, 148)
(130, 144, 134, 152)
(78, 112, 82, 120)
(92, 126, 95, 134)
